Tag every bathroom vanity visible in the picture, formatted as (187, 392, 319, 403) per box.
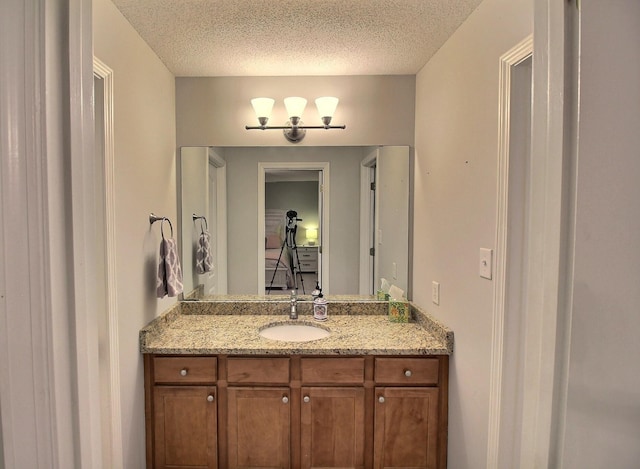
(140, 298, 453, 469)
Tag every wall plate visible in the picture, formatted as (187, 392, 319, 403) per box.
(480, 248, 493, 279)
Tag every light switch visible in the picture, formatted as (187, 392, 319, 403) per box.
(479, 248, 493, 279)
(432, 281, 440, 305)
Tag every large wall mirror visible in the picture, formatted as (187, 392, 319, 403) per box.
(179, 145, 411, 299)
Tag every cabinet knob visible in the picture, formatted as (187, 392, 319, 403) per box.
(207, 394, 214, 402)
(282, 396, 289, 404)
(303, 396, 310, 403)
(180, 369, 188, 376)
(378, 396, 385, 403)
(404, 369, 412, 377)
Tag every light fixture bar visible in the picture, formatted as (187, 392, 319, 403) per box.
(245, 124, 346, 130)
(246, 96, 346, 142)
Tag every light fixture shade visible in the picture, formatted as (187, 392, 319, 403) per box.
(284, 97, 307, 118)
(306, 228, 318, 244)
(315, 97, 339, 119)
(250, 97, 275, 119)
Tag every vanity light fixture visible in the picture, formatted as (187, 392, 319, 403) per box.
(246, 96, 346, 143)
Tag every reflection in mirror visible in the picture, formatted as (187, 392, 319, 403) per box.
(179, 147, 227, 298)
(264, 170, 321, 295)
(178, 146, 410, 300)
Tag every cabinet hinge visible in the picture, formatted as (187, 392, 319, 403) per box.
(370, 182, 376, 191)
(370, 247, 375, 256)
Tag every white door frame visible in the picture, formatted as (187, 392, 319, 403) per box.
(93, 57, 124, 469)
(486, 35, 533, 469)
(1, 0, 102, 467)
(258, 161, 330, 293)
(359, 148, 378, 295)
(518, 1, 573, 467)
(208, 148, 228, 294)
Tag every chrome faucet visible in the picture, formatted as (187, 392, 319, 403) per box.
(289, 290, 298, 319)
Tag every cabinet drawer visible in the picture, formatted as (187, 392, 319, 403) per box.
(301, 357, 365, 384)
(227, 357, 290, 384)
(298, 260, 318, 272)
(298, 251, 317, 260)
(375, 357, 439, 385)
(154, 356, 217, 384)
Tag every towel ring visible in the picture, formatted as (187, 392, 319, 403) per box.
(160, 218, 173, 239)
(193, 214, 208, 233)
(149, 213, 173, 239)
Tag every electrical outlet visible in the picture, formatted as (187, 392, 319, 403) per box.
(432, 281, 440, 305)
(392, 262, 397, 279)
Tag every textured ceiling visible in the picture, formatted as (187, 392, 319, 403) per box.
(110, 0, 484, 77)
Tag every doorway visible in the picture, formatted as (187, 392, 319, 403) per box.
(258, 162, 330, 294)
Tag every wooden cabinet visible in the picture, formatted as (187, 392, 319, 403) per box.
(145, 355, 448, 469)
(301, 386, 365, 469)
(225, 357, 291, 468)
(374, 387, 439, 469)
(373, 357, 447, 469)
(226, 387, 291, 468)
(148, 356, 218, 469)
(300, 357, 366, 469)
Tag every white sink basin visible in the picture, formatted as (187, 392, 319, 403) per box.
(259, 323, 330, 342)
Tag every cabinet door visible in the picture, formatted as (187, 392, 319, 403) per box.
(374, 387, 440, 469)
(227, 387, 291, 469)
(153, 385, 217, 468)
(301, 387, 365, 469)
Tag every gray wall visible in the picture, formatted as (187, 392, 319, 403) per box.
(223, 146, 363, 294)
(376, 146, 410, 295)
(175, 75, 415, 147)
(266, 181, 319, 246)
(561, 1, 640, 467)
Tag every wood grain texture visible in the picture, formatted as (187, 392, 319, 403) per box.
(301, 387, 365, 469)
(373, 387, 440, 469)
(153, 386, 217, 468)
(227, 357, 290, 384)
(301, 357, 365, 384)
(154, 356, 217, 384)
(226, 387, 291, 468)
(374, 357, 439, 385)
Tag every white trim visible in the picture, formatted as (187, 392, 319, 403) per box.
(93, 57, 124, 469)
(208, 148, 226, 168)
(208, 148, 228, 295)
(69, 0, 103, 466)
(258, 162, 330, 293)
(216, 165, 228, 294)
(519, 1, 571, 467)
(487, 34, 533, 469)
(0, 1, 58, 466)
(359, 148, 378, 295)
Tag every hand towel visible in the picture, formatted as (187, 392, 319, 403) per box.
(157, 237, 183, 298)
(196, 230, 214, 274)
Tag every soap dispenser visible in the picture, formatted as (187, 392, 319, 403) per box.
(313, 291, 327, 321)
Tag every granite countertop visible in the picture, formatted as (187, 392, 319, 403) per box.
(140, 298, 453, 356)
